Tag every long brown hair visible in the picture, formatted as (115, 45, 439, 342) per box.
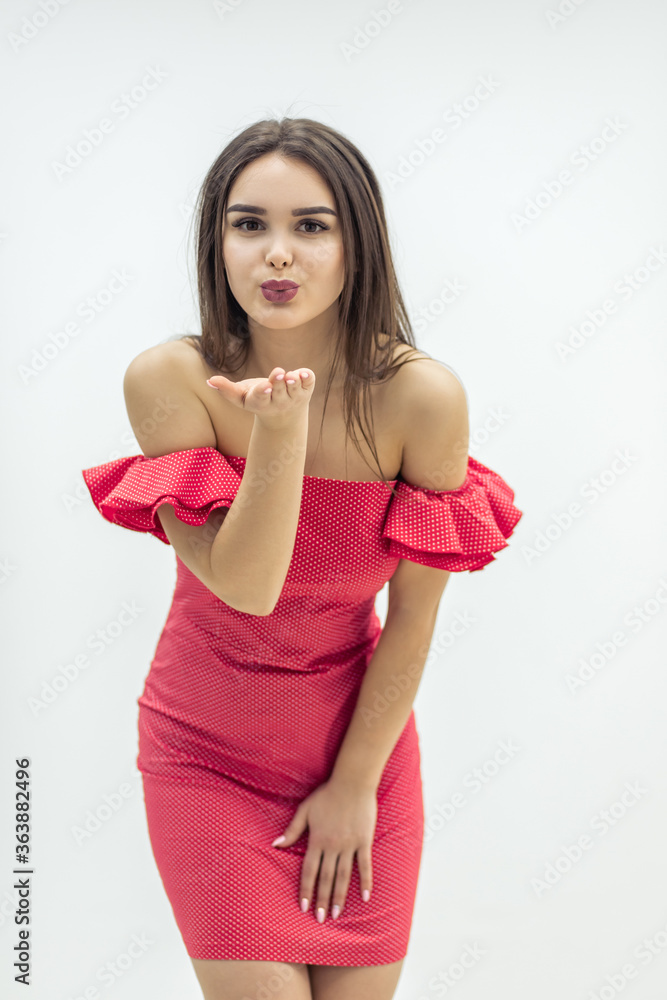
(179, 117, 431, 490)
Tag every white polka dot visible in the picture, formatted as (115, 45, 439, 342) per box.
(80, 447, 523, 963)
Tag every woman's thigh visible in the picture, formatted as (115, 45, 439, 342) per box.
(308, 958, 404, 1000)
(191, 958, 313, 1000)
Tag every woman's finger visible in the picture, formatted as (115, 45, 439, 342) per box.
(356, 843, 373, 902)
(313, 849, 339, 923)
(298, 846, 323, 917)
(329, 850, 355, 920)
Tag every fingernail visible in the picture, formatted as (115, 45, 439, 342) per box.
(271, 835, 285, 846)
(275, 373, 284, 380)
(206, 380, 217, 389)
(362, 889, 370, 902)
(263, 387, 272, 393)
(285, 379, 296, 384)
(316, 907, 326, 923)
(332, 905, 340, 920)
(300, 897, 309, 913)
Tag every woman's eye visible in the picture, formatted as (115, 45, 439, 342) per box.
(233, 219, 261, 232)
(300, 220, 327, 233)
(232, 219, 328, 234)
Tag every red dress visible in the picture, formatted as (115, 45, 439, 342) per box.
(81, 447, 522, 966)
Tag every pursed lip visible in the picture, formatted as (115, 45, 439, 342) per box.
(261, 280, 299, 290)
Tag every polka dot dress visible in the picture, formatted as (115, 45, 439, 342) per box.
(81, 447, 523, 965)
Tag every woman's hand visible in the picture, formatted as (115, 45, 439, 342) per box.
(271, 777, 377, 922)
(206, 367, 315, 423)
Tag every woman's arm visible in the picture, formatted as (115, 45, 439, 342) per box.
(330, 563, 450, 790)
(331, 358, 470, 787)
(123, 345, 310, 616)
(206, 413, 308, 616)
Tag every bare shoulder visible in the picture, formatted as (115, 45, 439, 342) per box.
(390, 352, 470, 490)
(124, 336, 207, 382)
(123, 338, 217, 457)
(391, 352, 468, 416)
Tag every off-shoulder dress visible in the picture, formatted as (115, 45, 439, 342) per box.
(81, 447, 523, 966)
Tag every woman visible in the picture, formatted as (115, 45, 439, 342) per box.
(82, 117, 523, 1000)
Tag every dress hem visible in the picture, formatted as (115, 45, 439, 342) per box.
(185, 946, 409, 967)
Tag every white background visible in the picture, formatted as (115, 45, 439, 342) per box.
(2, 0, 666, 997)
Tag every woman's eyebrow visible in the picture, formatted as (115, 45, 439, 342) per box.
(226, 204, 337, 217)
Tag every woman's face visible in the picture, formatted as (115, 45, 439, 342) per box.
(221, 153, 346, 332)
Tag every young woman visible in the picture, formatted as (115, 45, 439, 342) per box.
(82, 118, 523, 1000)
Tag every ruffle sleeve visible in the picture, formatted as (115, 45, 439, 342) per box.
(81, 447, 242, 545)
(381, 455, 523, 572)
